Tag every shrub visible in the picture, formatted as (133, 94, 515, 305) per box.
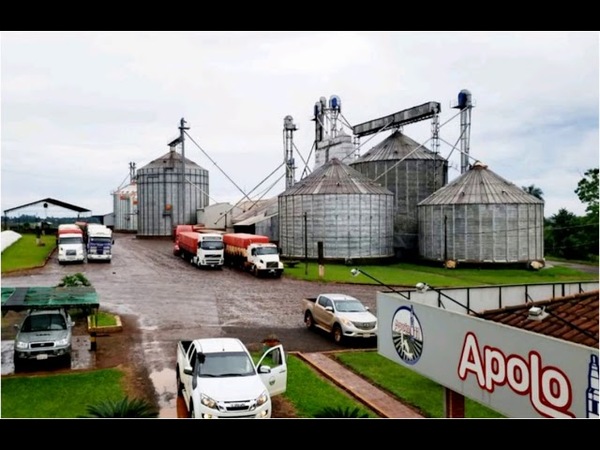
(313, 406, 370, 418)
(80, 396, 158, 418)
(57, 273, 91, 287)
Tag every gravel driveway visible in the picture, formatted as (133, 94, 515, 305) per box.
(2, 232, 381, 416)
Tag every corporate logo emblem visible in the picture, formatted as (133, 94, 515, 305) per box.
(391, 305, 424, 365)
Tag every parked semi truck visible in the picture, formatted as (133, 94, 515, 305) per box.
(175, 230, 224, 268)
(56, 224, 85, 264)
(222, 233, 284, 278)
(176, 337, 287, 418)
(86, 224, 113, 263)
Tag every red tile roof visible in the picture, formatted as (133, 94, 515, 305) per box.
(479, 290, 599, 349)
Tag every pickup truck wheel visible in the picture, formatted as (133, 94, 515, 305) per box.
(304, 312, 315, 329)
(332, 324, 344, 344)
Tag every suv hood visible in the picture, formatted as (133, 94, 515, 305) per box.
(17, 329, 70, 343)
(338, 311, 377, 324)
(199, 375, 267, 401)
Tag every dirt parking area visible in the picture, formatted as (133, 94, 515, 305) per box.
(1, 232, 381, 418)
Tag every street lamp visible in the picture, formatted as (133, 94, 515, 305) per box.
(415, 282, 481, 317)
(350, 268, 410, 300)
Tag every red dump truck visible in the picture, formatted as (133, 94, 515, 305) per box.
(223, 233, 284, 278)
(174, 230, 224, 269)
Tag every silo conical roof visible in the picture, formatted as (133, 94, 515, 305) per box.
(353, 130, 445, 163)
(419, 161, 544, 206)
(140, 150, 204, 170)
(281, 157, 392, 196)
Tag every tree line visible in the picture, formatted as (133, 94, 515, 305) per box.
(524, 167, 598, 262)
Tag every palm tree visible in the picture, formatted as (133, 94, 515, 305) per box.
(522, 184, 544, 200)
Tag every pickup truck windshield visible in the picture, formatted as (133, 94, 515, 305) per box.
(334, 300, 366, 313)
(21, 314, 67, 332)
(196, 352, 255, 377)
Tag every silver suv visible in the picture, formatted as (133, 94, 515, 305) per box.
(13, 308, 74, 369)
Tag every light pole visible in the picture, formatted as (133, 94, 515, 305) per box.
(350, 268, 411, 300)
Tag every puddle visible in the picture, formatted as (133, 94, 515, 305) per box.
(149, 367, 187, 418)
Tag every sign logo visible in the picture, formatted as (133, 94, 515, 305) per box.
(392, 305, 424, 365)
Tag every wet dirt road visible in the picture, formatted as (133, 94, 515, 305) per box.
(1, 232, 382, 417)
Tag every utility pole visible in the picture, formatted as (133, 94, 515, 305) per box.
(179, 118, 190, 224)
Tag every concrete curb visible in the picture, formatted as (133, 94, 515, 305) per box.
(87, 314, 123, 335)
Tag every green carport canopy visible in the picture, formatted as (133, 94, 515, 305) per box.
(1, 286, 100, 314)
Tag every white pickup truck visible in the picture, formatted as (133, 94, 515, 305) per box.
(302, 293, 378, 344)
(176, 337, 287, 418)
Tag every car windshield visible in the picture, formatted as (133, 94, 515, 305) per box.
(196, 352, 255, 377)
(334, 300, 366, 313)
(21, 314, 67, 332)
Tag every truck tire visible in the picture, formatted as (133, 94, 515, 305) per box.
(176, 365, 183, 396)
(304, 312, 315, 330)
(189, 401, 195, 418)
(332, 324, 344, 344)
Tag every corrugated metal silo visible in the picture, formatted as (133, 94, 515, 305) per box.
(418, 161, 545, 265)
(113, 182, 138, 232)
(278, 158, 395, 261)
(137, 148, 209, 237)
(349, 130, 448, 258)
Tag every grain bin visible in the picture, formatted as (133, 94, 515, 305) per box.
(136, 148, 209, 237)
(113, 182, 138, 232)
(278, 157, 395, 262)
(349, 130, 448, 259)
(418, 161, 545, 266)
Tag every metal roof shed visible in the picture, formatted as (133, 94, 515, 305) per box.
(1, 286, 100, 313)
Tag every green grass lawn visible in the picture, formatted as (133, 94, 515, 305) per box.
(1, 368, 126, 418)
(333, 351, 505, 418)
(284, 261, 598, 287)
(1, 233, 56, 273)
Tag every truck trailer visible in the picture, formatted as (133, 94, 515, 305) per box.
(222, 233, 283, 278)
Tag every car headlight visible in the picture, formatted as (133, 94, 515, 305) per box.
(200, 393, 218, 409)
(255, 391, 269, 407)
(339, 317, 352, 327)
(56, 337, 70, 346)
(15, 341, 28, 350)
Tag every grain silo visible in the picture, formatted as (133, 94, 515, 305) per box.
(278, 157, 395, 262)
(418, 161, 545, 266)
(136, 145, 209, 237)
(349, 130, 448, 259)
(113, 182, 138, 232)
(112, 162, 138, 232)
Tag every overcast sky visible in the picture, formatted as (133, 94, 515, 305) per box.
(1, 31, 598, 219)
